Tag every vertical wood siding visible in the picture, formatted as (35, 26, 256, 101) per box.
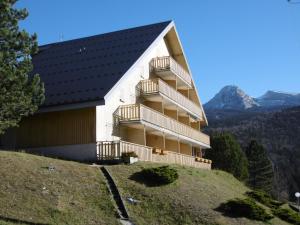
(16, 107, 96, 148)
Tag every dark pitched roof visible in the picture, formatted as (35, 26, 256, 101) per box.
(32, 21, 171, 108)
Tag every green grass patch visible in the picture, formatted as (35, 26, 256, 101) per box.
(272, 208, 300, 225)
(246, 190, 284, 209)
(216, 198, 274, 222)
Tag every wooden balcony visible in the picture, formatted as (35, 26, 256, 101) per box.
(150, 56, 192, 88)
(96, 140, 211, 169)
(114, 104, 210, 148)
(97, 140, 152, 160)
(138, 79, 202, 119)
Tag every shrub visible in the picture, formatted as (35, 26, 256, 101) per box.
(142, 166, 178, 185)
(246, 191, 284, 209)
(289, 203, 300, 212)
(121, 151, 138, 158)
(216, 198, 274, 222)
(272, 208, 300, 225)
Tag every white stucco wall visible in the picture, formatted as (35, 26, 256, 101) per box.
(96, 38, 170, 141)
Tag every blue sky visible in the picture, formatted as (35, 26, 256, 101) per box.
(16, 0, 300, 103)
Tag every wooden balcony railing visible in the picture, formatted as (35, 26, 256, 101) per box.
(150, 56, 192, 87)
(138, 79, 202, 119)
(152, 151, 211, 169)
(115, 104, 210, 146)
(96, 140, 211, 169)
(96, 140, 152, 160)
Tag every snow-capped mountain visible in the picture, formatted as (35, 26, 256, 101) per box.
(204, 85, 259, 110)
(255, 90, 300, 108)
(204, 86, 300, 111)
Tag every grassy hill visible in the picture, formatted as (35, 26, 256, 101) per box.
(0, 151, 119, 225)
(0, 151, 291, 225)
(107, 163, 289, 225)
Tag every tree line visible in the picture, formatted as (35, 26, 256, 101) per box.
(206, 133, 274, 194)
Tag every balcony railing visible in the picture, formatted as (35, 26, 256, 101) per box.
(96, 140, 152, 160)
(96, 140, 211, 169)
(138, 79, 202, 119)
(150, 56, 192, 87)
(115, 104, 210, 147)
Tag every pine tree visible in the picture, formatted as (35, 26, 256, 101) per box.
(245, 140, 274, 193)
(206, 133, 249, 181)
(0, 0, 44, 134)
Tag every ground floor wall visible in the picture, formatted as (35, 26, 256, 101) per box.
(26, 143, 97, 162)
(120, 127, 145, 145)
(146, 134, 164, 149)
(165, 139, 179, 152)
(1, 107, 96, 148)
(0, 107, 97, 162)
(180, 143, 192, 155)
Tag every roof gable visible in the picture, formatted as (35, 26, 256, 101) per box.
(164, 25, 208, 125)
(32, 21, 171, 108)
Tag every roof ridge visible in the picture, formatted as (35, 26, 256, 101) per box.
(39, 20, 172, 48)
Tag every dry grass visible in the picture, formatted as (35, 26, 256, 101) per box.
(107, 162, 289, 225)
(0, 151, 120, 225)
(0, 151, 290, 225)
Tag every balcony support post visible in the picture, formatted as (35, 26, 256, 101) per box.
(199, 147, 203, 158)
(143, 125, 146, 146)
(163, 132, 166, 151)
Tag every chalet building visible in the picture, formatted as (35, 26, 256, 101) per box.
(1, 21, 212, 169)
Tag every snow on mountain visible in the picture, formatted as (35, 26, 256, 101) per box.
(204, 86, 300, 111)
(255, 90, 300, 108)
(204, 85, 259, 110)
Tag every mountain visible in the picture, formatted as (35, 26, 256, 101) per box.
(204, 86, 300, 122)
(204, 85, 259, 110)
(204, 85, 300, 200)
(205, 106, 300, 200)
(256, 90, 300, 108)
(204, 86, 300, 112)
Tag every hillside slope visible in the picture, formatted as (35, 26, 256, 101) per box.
(107, 163, 288, 225)
(0, 151, 290, 225)
(0, 151, 119, 225)
(205, 106, 300, 200)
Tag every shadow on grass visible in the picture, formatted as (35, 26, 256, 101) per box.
(0, 215, 50, 225)
(129, 171, 166, 187)
(214, 204, 240, 218)
(214, 199, 274, 222)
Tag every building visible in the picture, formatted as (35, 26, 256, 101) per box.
(1, 21, 212, 169)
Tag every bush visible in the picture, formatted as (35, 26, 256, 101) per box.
(246, 191, 284, 209)
(216, 198, 274, 222)
(289, 203, 300, 212)
(142, 166, 178, 185)
(272, 208, 300, 225)
(121, 151, 138, 158)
